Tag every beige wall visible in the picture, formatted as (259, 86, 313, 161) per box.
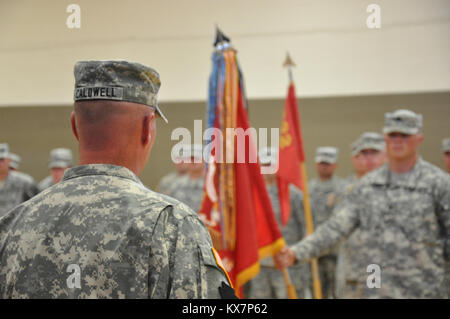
(1, 0, 449, 105)
(1, 91, 449, 189)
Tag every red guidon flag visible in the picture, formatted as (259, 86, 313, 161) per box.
(199, 41, 285, 297)
(276, 82, 305, 225)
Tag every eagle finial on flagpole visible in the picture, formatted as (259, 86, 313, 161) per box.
(214, 25, 231, 50)
(283, 52, 296, 83)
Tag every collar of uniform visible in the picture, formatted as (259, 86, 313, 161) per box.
(313, 175, 338, 188)
(370, 157, 425, 188)
(61, 164, 143, 185)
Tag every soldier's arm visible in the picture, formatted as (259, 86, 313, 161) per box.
(151, 204, 234, 299)
(290, 203, 359, 264)
(22, 180, 39, 201)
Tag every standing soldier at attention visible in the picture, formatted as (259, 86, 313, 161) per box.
(8, 152, 38, 188)
(166, 144, 205, 213)
(275, 109, 450, 298)
(38, 148, 73, 192)
(157, 159, 189, 195)
(308, 146, 347, 298)
(247, 147, 311, 299)
(0, 144, 38, 217)
(0, 60, 234, 299)
(335, 132, 386, 298)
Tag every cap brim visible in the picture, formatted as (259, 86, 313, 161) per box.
(49, 161, 71, 168)
(155, 105, 168, 123)
(358, 143, 385, 152)
(9, 162, 19, 169)
(315, 156, 336, 164)
(383, 126, 418, 135)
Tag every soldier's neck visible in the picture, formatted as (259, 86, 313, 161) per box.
(189, 170, 203, 179)
(78, 152, 141, 176)
(388, 154, 418, 174)
(0, 170, 8, 181)
(264, 174, 277, 185)
(318, 175, 333, 182)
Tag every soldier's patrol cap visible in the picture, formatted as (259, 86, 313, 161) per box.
(315, 146, 338, 164)
(259, 147, 278, 165)
(188, 144, 204, 160)
(49, 148, 73, 169)
(73, 60, 168, 123)
(175, 144, 204, 161)
(9, 153, 21, 169)
(351, 132, 385, 156)
(442, 138, 450, 153)
(383, 109, 422, 135)
(0, 143, 9, 159)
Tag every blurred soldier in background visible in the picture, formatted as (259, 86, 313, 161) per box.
(345, 134, 386, 184)
(442, 138, 450, 174)
(335, 132, 386, 298)
(0, 60, 233, 299)
(38, 148, 73, 192)
(166, 144, 205, 213)
(8, 152, 38, 185)
(0, 144, 38, 217)
(247, 147, 311, 299)
(275, 109, 450, 298)
(308, 146, 347, 298)
(157, 143, 192, 195)
(8, 153, 21, 172)
(157, 161, 189, 195)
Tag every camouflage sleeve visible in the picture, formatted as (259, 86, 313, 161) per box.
(291, 203, 359, 263)
(22, 180, 39, 201)
(149, 204, 231, 299)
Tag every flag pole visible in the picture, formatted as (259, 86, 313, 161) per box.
(281, 267, 298, 299)
(283, 53, 323, 299)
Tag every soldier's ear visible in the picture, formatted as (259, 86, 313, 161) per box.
(70, 112, 79, 141)
(141, 112, 156, 147)
(416, 133, 424, 145)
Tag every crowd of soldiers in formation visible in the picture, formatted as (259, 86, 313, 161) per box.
(0, 59, 449, 299)
(1, 115, 450, 299)
(0, 112, 449, 299)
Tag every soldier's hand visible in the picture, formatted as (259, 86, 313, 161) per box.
(274, 246, 296, 269)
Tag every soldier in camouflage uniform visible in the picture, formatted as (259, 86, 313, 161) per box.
(0, 144, 38, 217)
(308, 146, 347, 298)
(0, 60, 234, 299)
(157, 162, 188, 195)
(157, 144, 192, 194)
(275, 109, 450, 298)
(38, 148, 73, 192)
(8, 152, 38, 187)
(166, 144, 205, 213)
(247, 147, 311, 299)
(335, 132, 386, 298)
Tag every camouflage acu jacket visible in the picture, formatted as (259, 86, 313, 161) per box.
(292, 158, 450, 298)
(0, 164, 230, 298)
